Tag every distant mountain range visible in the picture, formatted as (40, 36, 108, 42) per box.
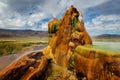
(95, 34, 120, 38)
(0, 29, 48, 38)
(0, 29, 119, 39)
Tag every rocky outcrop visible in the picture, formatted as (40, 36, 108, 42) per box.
(0, 52, 48, 80)
(48, 5, 92, 67)
(48, 5, 120, 80)
(74, 46, 120, 80)
(46, 63, 76, 80)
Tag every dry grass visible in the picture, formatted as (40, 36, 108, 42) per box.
(0, 37, 48, 56)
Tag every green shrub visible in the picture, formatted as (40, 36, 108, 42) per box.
(0, 42, 43, 56)
(48, 23, 60, 34)
(71, 17, 79, 31)
(0, 42, 23, 56)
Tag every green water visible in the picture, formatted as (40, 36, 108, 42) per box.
(92, 42, 120, 52)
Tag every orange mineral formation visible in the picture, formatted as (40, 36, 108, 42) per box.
(48, 5, 92, 67)
(0, 5, 120, 80)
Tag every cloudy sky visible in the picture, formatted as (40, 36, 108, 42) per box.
(0, 0, 120, 36)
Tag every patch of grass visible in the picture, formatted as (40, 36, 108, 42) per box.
(0, 37, 48, 56)
(0, 42, 23, 56)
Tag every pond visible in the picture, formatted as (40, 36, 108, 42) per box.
(93, 42, 120, 52)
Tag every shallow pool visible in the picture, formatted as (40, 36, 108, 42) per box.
(93, 42, 120, 52)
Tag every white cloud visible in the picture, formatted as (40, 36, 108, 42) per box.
(40, 22, 48, 31)
(0, 0, 119, 34)
(37, 0, 70, 18)
(69, 0, 109, 11)
(0, 1, 7, 13)
(27, 22, 48, 31)
(0, 18, 26, 29)
(8, 19, 25, 27)
(85, 15, 120, 31)
(27, 12, 45, 27)
(29, 13, 44, 22)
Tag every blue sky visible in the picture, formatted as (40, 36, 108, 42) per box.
(0, 0, 120, 36)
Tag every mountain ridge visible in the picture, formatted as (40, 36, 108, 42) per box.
(0, 29, 48, 37)
(95, 34, 120, 38)
(96, 34, 120, 37)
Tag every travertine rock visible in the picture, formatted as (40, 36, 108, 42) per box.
(0, 5, 119, 80)
(74, 46, 120, 80)
(48, 5, 92, 67)
(0, 52, 48, 80)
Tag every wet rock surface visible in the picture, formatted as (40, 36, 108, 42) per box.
(0, 52, 48, 80)
(74, 46, 120, 80)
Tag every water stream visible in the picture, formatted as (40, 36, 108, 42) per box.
(0, 44, 46, 70)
